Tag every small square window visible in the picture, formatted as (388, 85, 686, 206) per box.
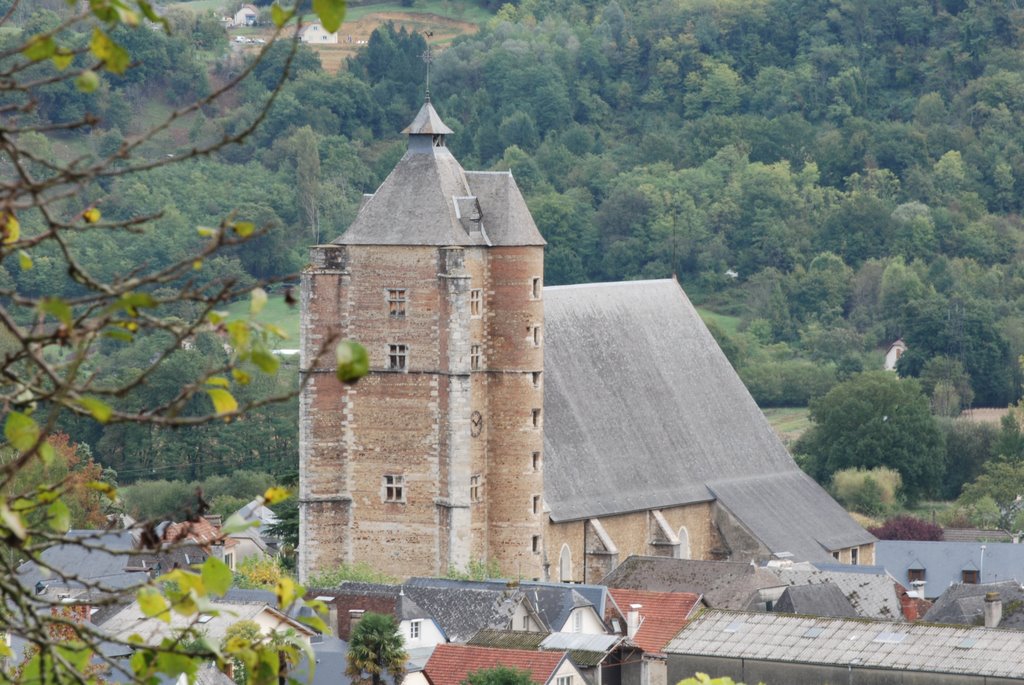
(532, 371, 541, 388)
(470, 289, 483, 317)
(832, 551, 840, 561)
(556, 675, 572, 685)
(471, 344, 481, 371)
(470, 475, 482, 503)
(532, 495, 541, 514)
(908, 568, 925, 583)
(387, 288, 406, 317)
(532, 451, 541, 471)
(532, 535, 541, 554)
(532, 277, 541, 299)
(383, 474, 405, 503)
(963, 569, 979, 584)
(389, 344, 408, 370)
(409, 620, 421, 639)
(532, 408, 541, 428)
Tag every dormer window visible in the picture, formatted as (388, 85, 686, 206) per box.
(432, 134, 444, 147)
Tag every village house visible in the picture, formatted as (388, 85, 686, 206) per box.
(665, 608, 1024, 684)
(299, 22, 339, 44)
(876, 539, 1024, 599)
(298, 100, 873, 583)
(418, 643, 585, 685)
(232, 4, 258, 27)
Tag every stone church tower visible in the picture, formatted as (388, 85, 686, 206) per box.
(299, 101, 547, 582)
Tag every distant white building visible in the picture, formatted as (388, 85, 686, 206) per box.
(884, 338, 907, 371)
(299, 22, 339, 44)
(233, 4, 258, 27)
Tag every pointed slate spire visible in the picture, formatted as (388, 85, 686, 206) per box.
(402, 99, 453, 140)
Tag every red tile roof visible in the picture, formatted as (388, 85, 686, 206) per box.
(424, 644, 567, 685)
(608, 588, 701, 654)
(163, 518, 221, 546)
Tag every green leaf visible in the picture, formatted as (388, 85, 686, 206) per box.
(201, 557, 232, 597)
(79, 396, 113, 423)
(75, 69, 100, 93)
(17, 250, 32, 270)
(312, 0, 346, 33)
(206, 388, 238, 415)
(196, 226, 216, 237)
(251, 348, 280, 374)
(262, 486, 289, 505)
(299, 614, 329, 633)
(104, 328, 133, 341)
(271, 3, 294, 27)
(39, 297, 72, 325)
(38, 442, 55, 466)
(51, 50, 74, 70)
(5, 411, 40, 452)
(232, 221, 255, 237)
(335, 340, 369, 382)
(89, 27, 130, 74)
(137, 587, 170, 623)
(23, 35, 57, 61)
(155, 651, 197, 679)
(47, 499, 71, 533)
(232, 368, 252, 385)
(0, 639, 11, 658)
(250, 287, 268, 315)
(206, 376, 230, 388)
(85, 480, 118, 500)
(275, 576, 298, 609)
(221, 512, 258, 535)
(0, 503, 26, 540)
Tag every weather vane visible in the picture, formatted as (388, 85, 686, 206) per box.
(422, 31, 434, 101)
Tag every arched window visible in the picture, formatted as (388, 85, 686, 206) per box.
(676, 527, 691, 559)
(559, 544, 572, 582)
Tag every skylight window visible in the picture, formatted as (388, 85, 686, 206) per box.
(723, 621, 744, 634)
(873, 631, 906, 644)
(956, 637, 979, 650)
(802, 627, 824, 639)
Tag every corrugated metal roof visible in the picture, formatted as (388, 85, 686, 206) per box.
(667, 609, 1024, 677)
(542, 280, 873, 561)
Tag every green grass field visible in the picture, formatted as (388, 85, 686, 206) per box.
(697, 307, 741, 336)
(224, 294, 301, 348)
(169, 0, 492, 25)
(762, 407, 812, 447)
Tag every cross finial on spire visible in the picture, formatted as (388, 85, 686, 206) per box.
(422, 31, 434, 103)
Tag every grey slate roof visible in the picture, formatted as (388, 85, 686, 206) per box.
(600, 556, 786, 610)
(773, 565, 904, 621)
(774, 583, 860, 618)
(391, 578, 529, 642)
(666, 609, 1024, 679)
(16, 530, 148, 593)
(335, 105, 543, 247)
(542, 280, 872, 561)
(924, 580, 1024, 629)
(876, 540, 1024, 598)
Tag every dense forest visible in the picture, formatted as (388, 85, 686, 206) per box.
(6, 0, 1024, 523)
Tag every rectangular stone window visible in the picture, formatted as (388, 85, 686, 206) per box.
(470, 474, 482, 502)
(470, 289, 483, 317)
(532, 535, 541, 554)
(532, 451, 540, 471)
(532, 277, 541, 299)
(388, 344, 408, 370)
(532, 495, 540, 514)
(963, 569, 979, 584)
(471, 344, 481, 370)
(532, 371, 541, 388)
(387, 288, 406, 317)
(383, 474, 405, 503)
(532, 408, 541, 428)
(530, 325, 541, 346)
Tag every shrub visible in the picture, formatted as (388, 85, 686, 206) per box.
(868, 515, 943, 540)
(831, 467, 902, 516)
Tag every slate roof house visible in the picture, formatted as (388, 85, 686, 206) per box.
(771, 562, 907, 621)
(876, 540, 1024, 598)
(924, 580, 1024, 629)
(601, 556, 787, 611)
(298, 100, 873, 583)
